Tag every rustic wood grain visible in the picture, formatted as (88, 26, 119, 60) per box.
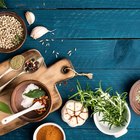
(0, 49, 75, 136)
(1, 0, 140, 139)
(5, 0, 140, 9)
(2, 9, 140, 39)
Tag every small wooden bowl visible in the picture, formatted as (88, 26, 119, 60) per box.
(11, 80, 52, 122)
(0, 11, 27, 53)
(129, 80, 140, 115)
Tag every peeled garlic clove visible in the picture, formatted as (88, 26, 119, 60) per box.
(30, 26, 50, 40)
(25, 11, 35, 25)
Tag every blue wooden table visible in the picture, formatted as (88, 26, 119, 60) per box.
(1, 0, 140, 139)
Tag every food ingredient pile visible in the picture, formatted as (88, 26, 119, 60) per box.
(37, 125, 63, 140)
(0, 15, 23, 49)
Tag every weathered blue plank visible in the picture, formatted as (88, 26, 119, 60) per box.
(1, 39, 140, 69)
(5, 0, 140, 9)
(1, 9, 140, 38)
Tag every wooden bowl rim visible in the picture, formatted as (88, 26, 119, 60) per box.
(0, 11, 27, 53)
(11, 80, 52, 122)
(129, 80, 140, 115)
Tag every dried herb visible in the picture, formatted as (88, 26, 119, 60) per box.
(0, 0, 7, 8)
(0, 101, 12, 114)
(12, 34, 23, 46)
(24, 89, 45, 98)
(70, 81, 127, 129)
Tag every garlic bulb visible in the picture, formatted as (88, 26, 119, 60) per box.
(30, 26, 55, 40)
(25, 11, 35, 25)
(61, 100, 88, 127)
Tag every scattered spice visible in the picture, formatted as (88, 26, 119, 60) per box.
(63, 81, 68, 86)
(67, 48, 77, 57)
(37, 125, 64, 140)
(10, 55, 25, 70)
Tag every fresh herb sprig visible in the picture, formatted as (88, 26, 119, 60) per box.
(24, 89, 45, 98)
(0, 0, 7, 8)
(70, 81, 128, 129)
(0, 101, 12, 114)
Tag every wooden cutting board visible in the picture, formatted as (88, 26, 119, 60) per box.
(0, 49, 75, 136)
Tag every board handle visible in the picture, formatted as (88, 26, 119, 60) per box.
(41, 59, 75, 85)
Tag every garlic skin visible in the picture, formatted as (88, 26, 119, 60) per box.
(61, 100, 88, 127)
(25, 11, 35, 25)
(30, 26, 51, 40)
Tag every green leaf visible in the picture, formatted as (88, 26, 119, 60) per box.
(24, 89, 45, 98)
(0, 0, 7, 8)
(0, 101, 12, 114)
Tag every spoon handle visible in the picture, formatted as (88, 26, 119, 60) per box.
(1, 106, 35, 125)
(0, 67, 13, 79)
(0, 71, 25, 92)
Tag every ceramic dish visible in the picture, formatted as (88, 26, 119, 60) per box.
(11, 80, 52, 122)
(33, 123, 66, 140)
(93, 104, 131, 138)
(0, 11, 27, 53)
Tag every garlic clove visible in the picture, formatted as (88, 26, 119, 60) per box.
(25, 11, 35, 25)
(62, 107, 71, 121)
(82, 108, 88, 113)
(80, 112, 88, 119)
(75, 110, 81, 116)
(69, 116, 77, 127)
(77, 117, 85, 125)
(30, 26, 49, 40)
(65, 100, 75, 111)
(75, 102, 83, 111)
(67, 108, 74, 116)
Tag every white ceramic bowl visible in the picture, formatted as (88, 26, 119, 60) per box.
(93, 104, 131, 138)
(33, 123, 66, 140)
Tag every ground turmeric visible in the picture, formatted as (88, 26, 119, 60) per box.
(37, 125, 64, 140)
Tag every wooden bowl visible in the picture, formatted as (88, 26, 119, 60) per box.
(0, 11, 27, 53)
(11, 80, 52, 122)
(129, 80, 140, 115)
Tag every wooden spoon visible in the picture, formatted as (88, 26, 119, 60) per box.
(1, 102, 45, 125)
(0, 57, 44, 92)
(0, 55, 25, 79)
